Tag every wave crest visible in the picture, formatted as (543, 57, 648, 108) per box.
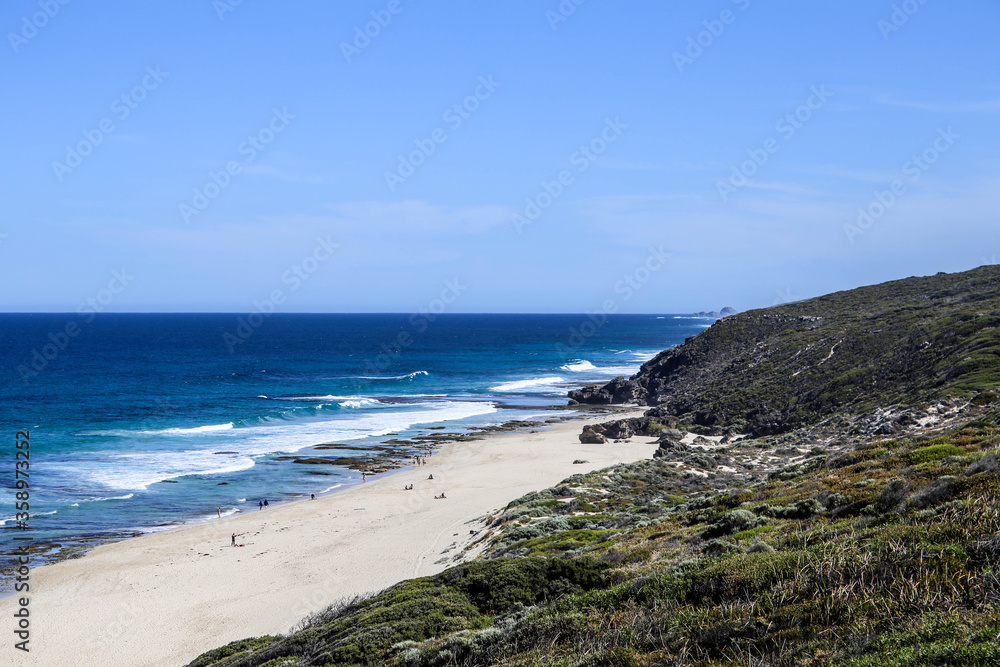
(491, 376, 565, 392)
(357, 371, 429, 381)
(560, 360, 596, 372)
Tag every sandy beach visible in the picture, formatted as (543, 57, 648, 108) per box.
(2, 410, 654, 667)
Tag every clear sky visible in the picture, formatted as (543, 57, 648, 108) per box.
(2, 0, 998, 313)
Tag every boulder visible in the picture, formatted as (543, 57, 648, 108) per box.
(579, 425, 608, 444)
(653, 437, 689, 458)
(600, 419, 635, 440)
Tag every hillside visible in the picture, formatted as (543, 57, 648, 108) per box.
(187, 268, 1000, 666)
(570, 266, 1000, 436)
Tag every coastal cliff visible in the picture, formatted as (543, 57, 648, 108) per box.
(571, 265, 1000, 435)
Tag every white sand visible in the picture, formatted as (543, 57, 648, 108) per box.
(2, 411, 654, 667)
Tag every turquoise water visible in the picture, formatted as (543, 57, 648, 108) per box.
(0, 313, 709, 566)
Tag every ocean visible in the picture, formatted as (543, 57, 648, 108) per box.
(0, 313, 709, 570)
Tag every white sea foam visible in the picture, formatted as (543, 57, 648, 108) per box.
(282, 396, 385, 409)
(338, 398, 383, 409)
(81, 423, 235, 437)
(357, 371, 429, 380)
(81, 401, 498, 491)
(147, 423, 235, 435)
(560, 360, 596, 372)
(283, 395, 353, 401)
(490, 377, 565, 392)
(79, 493, 134, 503)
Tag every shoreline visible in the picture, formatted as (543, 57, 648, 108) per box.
(0, 405, 615, 591)
(1, 406, 653, 667)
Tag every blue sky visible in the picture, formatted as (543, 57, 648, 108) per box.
(1, 0, 998, 313)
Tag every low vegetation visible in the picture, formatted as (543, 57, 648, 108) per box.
(188, 267, 1000, 666)
(189, 406, 1000, 666)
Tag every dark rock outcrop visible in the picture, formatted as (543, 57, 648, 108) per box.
(652, 437, 688, 458)
(568, 376, 645, 405)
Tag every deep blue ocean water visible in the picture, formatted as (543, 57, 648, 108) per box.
(0, 313, 709, 567)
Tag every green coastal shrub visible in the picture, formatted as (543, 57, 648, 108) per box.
(908, 444, 963, 465)
(875, 479, 910, 513)
(703, 509, 765, 538)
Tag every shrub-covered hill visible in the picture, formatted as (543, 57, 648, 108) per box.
(188, 402, 1000, 667)
(569, 265, 1000, 436)
(187, 268, 1000, 666)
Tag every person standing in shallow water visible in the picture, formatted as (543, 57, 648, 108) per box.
(258, 500, 263, 510)
(264, 499, 269, 508)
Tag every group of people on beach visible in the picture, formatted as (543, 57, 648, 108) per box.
(402, 471, 444, 498)
(222, 459, 450, 549)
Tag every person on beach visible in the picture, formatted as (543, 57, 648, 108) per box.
(428, 474, 433, 480)
(311, 493, 315, 500)
(231, 533, 236, 546)
(217, 507, 221, 518)
(363, 473, 367, 482)
(258, 500, 263, 510)
(264, 499, 269, 508)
